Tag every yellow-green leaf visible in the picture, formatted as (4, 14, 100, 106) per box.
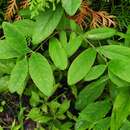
(68, 48, 96, 85)
(29, 53, 54, 97)
(8, 57, 28, 95)
(32, 6, 63, 44)
(49, 38, 68, 70)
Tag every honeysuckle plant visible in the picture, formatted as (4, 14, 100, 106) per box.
(0, 0, 130, 130)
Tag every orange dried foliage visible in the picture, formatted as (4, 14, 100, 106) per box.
(20, 0, 29, 9)
(4, 0, 18, 21)
(90, 11, 116, 28)
(4, 0, 29, 21)
(69, 1, 116, 29)
(14, 15, 22, 21)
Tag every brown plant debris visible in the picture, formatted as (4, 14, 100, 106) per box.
(4, 0, 18, 21)
(19, 0, 29, 9)
(69, 0, 116, 29)
(90, 11, 116, 28)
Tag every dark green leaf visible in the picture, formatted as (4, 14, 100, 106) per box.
(57, 100, 70, 115)
(75, 100, 111, 130)
(124, 25, 130, 47)
(30, 91, 40, 107)
(0, 59, 15, 74)
(120, 120, 130, 130)
(111, 88, 130, 130)
(93, 117, 110, 130)
(27, 108, 52, 123)
(0, 76, 9, 92)
(76, 76, 108, 110)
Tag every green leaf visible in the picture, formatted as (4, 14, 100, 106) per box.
(0, 22, 29, 59)
(68, 48, 96, 85)
(59, 31, 67, 50)
(75, 76, 108, 110)
(84, 64, 106, 81)
(0, 76, 9, 92)
(93, 117, 110, 130)
(111, 87, 130, 130)
(8, 57, 28, 95)
(108, 59, 130, 83)
(0, 40, 26, 59)
(3, 22, 28, 49)
(75, 100, 111, 130)
(48, 101, 60, 113)
(61, 0, 81, 16)
(67, 32, 83, 57)
(120, 120, 130, 130)
(84, 27, 116, 40)
(30, 91, 40, 107)
(27, 108, 52, 123)
(59, 32, 83, 57)
(108, 70, 130, 88)
(0, 59, 15, 74)
(49, 38, 68, 70)
(60, 122, 73, 130)
(32, 6, 63, 44)
(97, 45, 130, 60)
(57, 100, 70, 115)
(29, 52, 54, 97)
(124, 25, 130, 47)
(13, 19, 35, 37)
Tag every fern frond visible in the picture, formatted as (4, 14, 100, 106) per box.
(4, 0, 18, 21)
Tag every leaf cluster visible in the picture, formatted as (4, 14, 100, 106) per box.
(0, 1, 130, 130)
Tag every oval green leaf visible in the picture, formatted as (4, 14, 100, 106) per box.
(67, 32, 83, 57)
(29, 53, 54, 97)
(76, 76, 108, 110)
(68, 48, 96, 85)
(84, 27, 116, 40)
(97, 45, 130, 60)
(61, 0, 81, 16)
(84, 64, 106, 81)
(108, 59, 130, 83)
(49, 38, 68, 70)
(32, 6, 63, 44)
(8, 57, 28, 95)
(108, 70, 130, 88)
